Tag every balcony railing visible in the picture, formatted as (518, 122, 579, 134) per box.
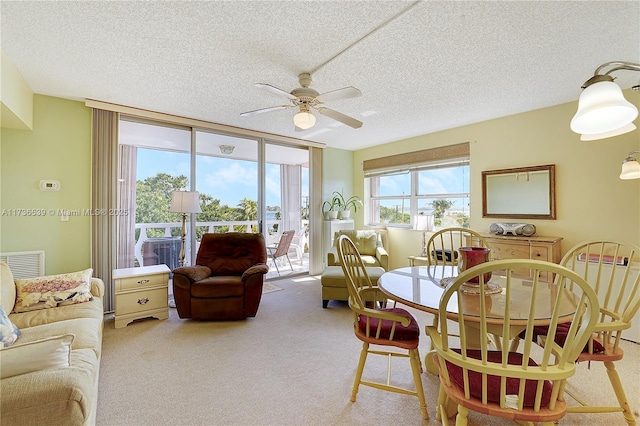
(133, 220, 307, 270)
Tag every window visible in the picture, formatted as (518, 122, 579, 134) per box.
(364, 143, 470, 229)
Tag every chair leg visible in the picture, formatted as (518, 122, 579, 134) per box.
(351, 342, 369, 402)
(436, 384, 446, 422)
(270, 255, 281, 275)
(285, 254, 293, 271)
(409, 348, 429, 420)
(604, 360, 636, 425)
(455, 405, 469, 426)
(565, 360, 636, 425)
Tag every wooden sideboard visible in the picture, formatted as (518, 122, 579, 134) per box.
(467, 233, 563, 281)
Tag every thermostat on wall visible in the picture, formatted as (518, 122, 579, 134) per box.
(39, 180, 60, 191)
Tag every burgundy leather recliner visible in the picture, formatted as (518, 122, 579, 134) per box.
(172, 232, 269, 320)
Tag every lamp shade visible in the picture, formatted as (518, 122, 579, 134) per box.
(620, 156, 640, 180)
(293, 111, 316, 129)
(580, 122, 637, 141)
(169, 191, 202, 213)
(571, 81, 638, 135)
(414, 214, 434, 231)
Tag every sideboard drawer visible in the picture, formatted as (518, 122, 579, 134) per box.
(530, 245, 549, 260)
(116, 287, 168, 315)
(475, 233, 562, 282)
(490, 242, 530, 260)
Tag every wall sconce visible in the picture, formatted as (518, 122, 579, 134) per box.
(570, 61, 640, 141)
(414, 214, 434, 257)
(620, 151, 640, 180)
(169, 191, 202, 266)
(219, 145, 235, 154)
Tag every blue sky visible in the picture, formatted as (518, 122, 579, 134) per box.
(136, 148, 307, 208)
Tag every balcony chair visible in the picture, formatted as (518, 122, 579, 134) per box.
(531, 240, 640, 425)
(336, 235, 428, 420)
(426, 259, 600, 425)
(289, 224, 308, 265)
(266, 230, 295, 275)
(172, 232, 269, 320)
(322, 229, 388, 308)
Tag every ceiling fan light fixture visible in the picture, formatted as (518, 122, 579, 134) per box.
(293, 110, 316, 129)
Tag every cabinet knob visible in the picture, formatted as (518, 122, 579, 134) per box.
(137, 279, 150, 285)
(137, 297, 149, 305)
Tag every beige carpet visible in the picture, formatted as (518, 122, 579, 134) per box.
(261, 282, 283, 294)
(97, 275, 640, 425)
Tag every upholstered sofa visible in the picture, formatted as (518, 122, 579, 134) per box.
(327, 229, 388, 270)
(322, 229, 388, 308)
(0, 261, 104, 426)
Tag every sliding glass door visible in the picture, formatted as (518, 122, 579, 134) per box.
(117, 117, 310, 279)
(264, 142, 309, 274)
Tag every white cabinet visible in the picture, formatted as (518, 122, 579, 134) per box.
(323, 219, 354, 265)
(113, 265, 170, 328)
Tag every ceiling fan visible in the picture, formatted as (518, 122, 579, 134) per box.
(240, 73, 363, 130)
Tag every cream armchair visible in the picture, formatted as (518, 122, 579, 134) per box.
(327, 229, 388, 271)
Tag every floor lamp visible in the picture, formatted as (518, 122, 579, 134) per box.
(169, 191, 202, 267)
(414, 214, 434, 257)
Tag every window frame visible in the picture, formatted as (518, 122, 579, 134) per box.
(366, 158, 470, 229)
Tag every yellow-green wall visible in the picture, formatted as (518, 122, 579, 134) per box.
(353, 95, 640, 269)
(322, 147, 353, 202)
(1, 95, 91, 274)
(0, 51, 33, 130)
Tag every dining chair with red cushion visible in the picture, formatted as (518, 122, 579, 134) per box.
(426, 259, 600, 425)
(337, 235, 428, 420)
(556, 240, 640, 425)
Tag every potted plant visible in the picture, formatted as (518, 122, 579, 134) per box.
(331, 191, 363, 219)
(322, 195, 341, 220)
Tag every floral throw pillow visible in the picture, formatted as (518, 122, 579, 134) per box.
(0, 306, 21, 347)
(13, 269, 93, 313)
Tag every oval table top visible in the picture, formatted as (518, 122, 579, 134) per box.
(378, 266, 579, 326)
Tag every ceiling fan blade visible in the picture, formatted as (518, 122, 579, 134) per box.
(316, 86, 362, 103)
(240, 105, 290, 117)
(317, 107, 363, 129)
(255, 83, 297, 100)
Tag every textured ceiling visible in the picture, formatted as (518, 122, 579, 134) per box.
(2, 1, 639, 150)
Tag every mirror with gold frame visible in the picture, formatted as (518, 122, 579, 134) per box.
(482, 164, 556, 220)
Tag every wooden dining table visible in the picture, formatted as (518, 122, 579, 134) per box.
(378, 265, 580, 374)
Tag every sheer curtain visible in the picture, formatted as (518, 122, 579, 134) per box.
(91, 109, 118, 312)
(117, 144, 136, 269)
(280, 164, 302, 234)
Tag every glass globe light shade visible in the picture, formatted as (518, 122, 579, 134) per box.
(620, 156, 640, 180)
(293, 111, 316, 130)
(570, 81, 638, 135)
(580, 122, 637, 141)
